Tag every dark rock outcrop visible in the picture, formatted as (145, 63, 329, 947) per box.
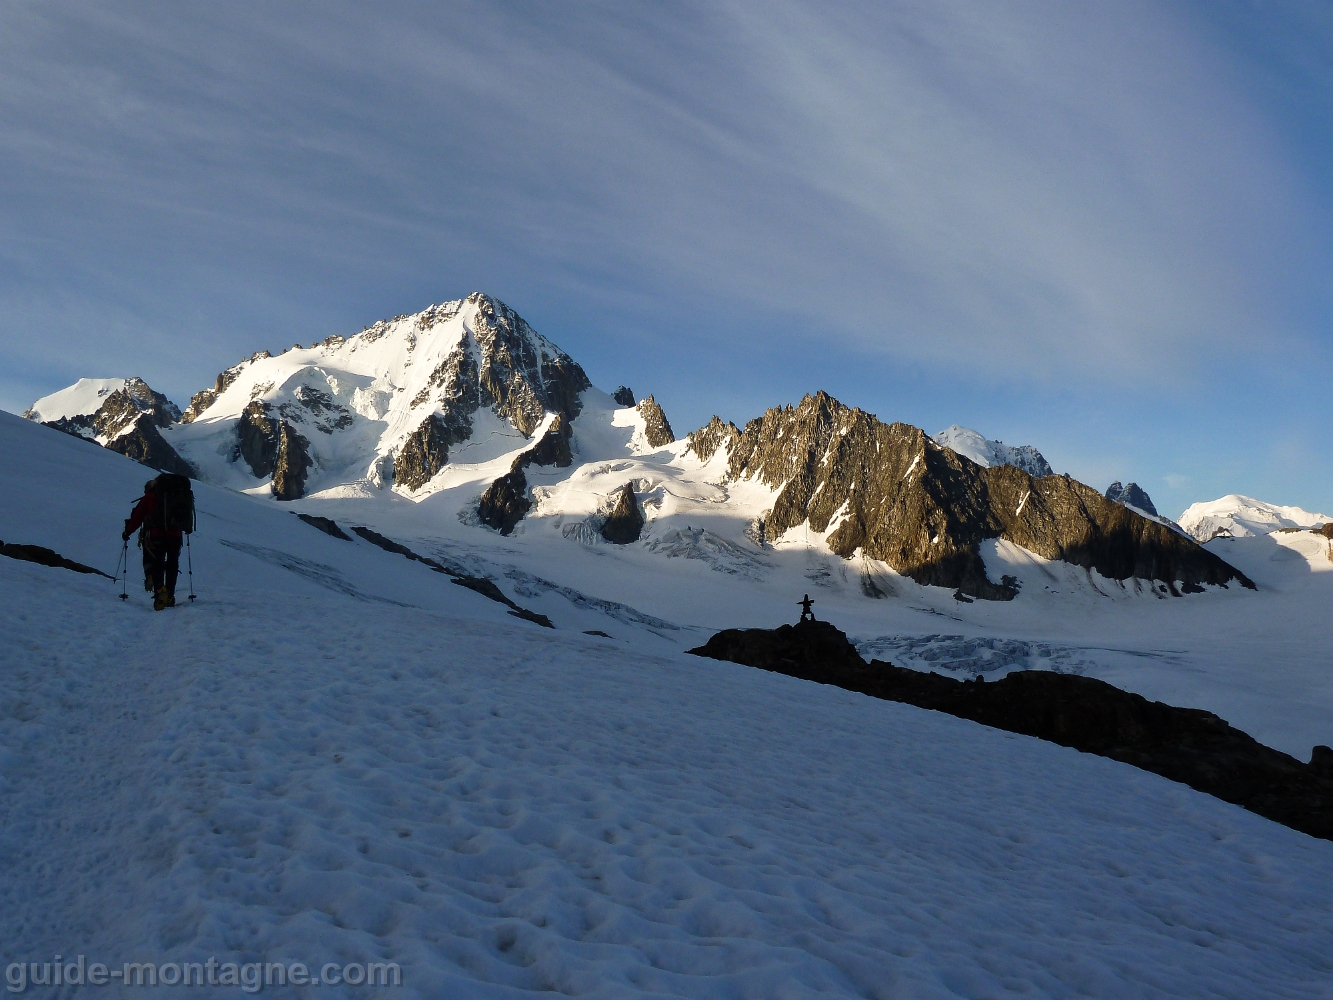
(600, 482, 645, 544)
(1106, 481, 1159, 517)
(293, 512, 352, 541)
(693, 392, 1251, 599)
(475, 414, 576, 535)
(636, 395, 675, 448)
(690, 619, 867, 675)
(478, 469, 532, 536)
(104, 416, 196, 477)
(0, 540, 114, 579)
(236, 401, 280, 478)
(690, 620, 1333, 841)
(1312, 745, 1333, 775)
(612, 386, 635, 407)
(523, 414, 574, 468)
(271, 423, 312, 501)
(394, 413, 469, 492)
(233, 400, 313, 499)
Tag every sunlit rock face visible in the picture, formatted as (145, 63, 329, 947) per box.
(694, 392, 1251, 599)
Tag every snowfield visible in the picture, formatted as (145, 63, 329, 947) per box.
(3, 405, 1333, 995)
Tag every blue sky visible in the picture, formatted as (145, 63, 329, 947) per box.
(1, 1, 1329, 517)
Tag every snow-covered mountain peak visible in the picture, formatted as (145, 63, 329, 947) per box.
(24, 377, 180, 437)
(1179, 495, 1331, 542)
(932, 425, 1054, 478)
(166, 292, 592, 499)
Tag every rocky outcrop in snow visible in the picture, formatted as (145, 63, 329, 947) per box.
(394, 413, 467, 492)
(477, 415, 577, 536)
(612, 386, 635, 407)
(477, 469, 530, 536)
(236, 401, 280, 478)
(932, 425, 1053, 478)
(600, 483, 645, 544)
(180, 353, 271, 423)
(272, 423, 312, 501)
(635, 395, 675, 448)
(698, 392, 1250, 599)
(107, 420, 195, 478)
(1106, 481, 1159, 517)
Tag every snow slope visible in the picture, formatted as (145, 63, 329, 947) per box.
(1179, 495, 1331, 542)
(3, 415, 1333, 998)
(23, 378, 134, 424)
(931, 424, 1053, 477)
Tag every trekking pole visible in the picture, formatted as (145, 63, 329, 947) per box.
(186, 533, 196, 603)
(118, 538, 129, 601)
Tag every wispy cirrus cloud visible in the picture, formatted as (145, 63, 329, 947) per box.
(0, 1, 1329, 512)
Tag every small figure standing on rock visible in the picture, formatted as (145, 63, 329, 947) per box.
(798, 594, 815, 622)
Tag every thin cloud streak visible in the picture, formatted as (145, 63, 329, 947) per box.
(1, 2, 1313, 379)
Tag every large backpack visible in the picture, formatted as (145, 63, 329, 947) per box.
(155, 474, 195, 534)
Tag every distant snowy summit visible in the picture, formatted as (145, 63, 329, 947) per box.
(23, 376, 191, 477)
(1105, 482, 1159, 518)
(1179, 495, 1331, 543)
(931, 425, 1054, 478)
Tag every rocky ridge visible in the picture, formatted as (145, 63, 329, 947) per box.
(687, 392, 1251, 599)
(635, 396, 675, 448)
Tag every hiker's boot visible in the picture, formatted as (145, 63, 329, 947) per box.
(164, 592, 176, 608)
(144, 576, 154, 593)
(153, 587, 169, 611)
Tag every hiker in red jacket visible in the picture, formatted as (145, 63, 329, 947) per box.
(123, 478, 182, 610)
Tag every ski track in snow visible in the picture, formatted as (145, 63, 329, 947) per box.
(3, 560, 1333, 999)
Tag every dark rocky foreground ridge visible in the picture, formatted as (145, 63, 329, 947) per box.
(689, 619, 1333, 841)
(688, 392, 1251, 599)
